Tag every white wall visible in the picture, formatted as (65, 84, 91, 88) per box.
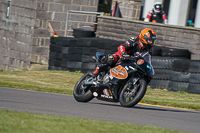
(194, 0, 200, 28)
(168, 0, 190, 26)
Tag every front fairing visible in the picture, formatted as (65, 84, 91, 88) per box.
(107, 62, 137, 84)
(108, 52, 155, 84)
(147, 65, 155, 78)
(135, 52, 155, 78)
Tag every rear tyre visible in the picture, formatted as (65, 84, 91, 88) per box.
(73, 73, 94, 102)
(119, 78, 147, 107)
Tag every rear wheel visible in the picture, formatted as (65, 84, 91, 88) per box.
(119, 78, 147, 107)
(73, 73, 94, 102)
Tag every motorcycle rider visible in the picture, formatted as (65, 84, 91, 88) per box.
(92, 28, 157, 77)
(144, 2, 168, 24)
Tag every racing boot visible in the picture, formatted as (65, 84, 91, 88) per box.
(92, 67, 99, 78)
(91, 64, 108, 78)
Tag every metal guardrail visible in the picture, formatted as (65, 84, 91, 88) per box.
(64, 10, 104, 37)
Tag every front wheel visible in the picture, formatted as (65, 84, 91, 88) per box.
(73, 73, 94, 102)
(119, 78, 147, 107)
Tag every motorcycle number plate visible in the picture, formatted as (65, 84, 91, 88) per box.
(110, 65, 128, 79)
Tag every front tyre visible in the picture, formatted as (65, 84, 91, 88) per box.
(119, 78, 147, 107)
(73, 73, 94, 102)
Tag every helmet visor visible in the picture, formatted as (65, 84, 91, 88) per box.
(155, 4, 161, 8)
(154, 4, 162, 11)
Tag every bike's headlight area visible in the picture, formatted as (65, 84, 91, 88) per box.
(147, 63, 155, 78)
(147, 64, 151, 69)
(147, 63, 151, 70)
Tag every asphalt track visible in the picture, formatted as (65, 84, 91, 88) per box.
(0, 87, 199, 133)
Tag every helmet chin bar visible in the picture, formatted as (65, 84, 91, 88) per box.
(143, 42, 154, 49)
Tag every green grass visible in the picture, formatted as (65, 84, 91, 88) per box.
(0, 110, 190, 133)
(0, 70, 198, 133)
(0, 70, 199, 111)
(141, 88, 200, 110)
(0, 70, 79, 95)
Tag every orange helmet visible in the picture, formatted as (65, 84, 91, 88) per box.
(139, 28, 156, 49)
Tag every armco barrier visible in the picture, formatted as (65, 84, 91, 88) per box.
(49, 37, 200, 94)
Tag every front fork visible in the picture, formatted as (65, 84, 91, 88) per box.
(128, 77, 140, 91)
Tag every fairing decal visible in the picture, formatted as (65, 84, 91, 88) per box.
(110, 65, 128, 79)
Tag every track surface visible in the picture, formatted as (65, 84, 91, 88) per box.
(0, 87, 199, 133)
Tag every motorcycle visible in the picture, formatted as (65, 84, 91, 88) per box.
(73, 51, 155, 107)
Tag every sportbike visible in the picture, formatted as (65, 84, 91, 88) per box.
(73, 51, 154, 107)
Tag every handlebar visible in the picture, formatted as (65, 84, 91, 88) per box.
(122, 51, 149, 60)
(122, 55, 138, 61)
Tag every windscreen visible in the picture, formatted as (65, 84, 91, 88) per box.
(140, 52, 154, 77)
(140, 52, 152, 65)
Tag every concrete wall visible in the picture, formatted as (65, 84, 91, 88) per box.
(0, 0, 99, 71)
(0, 0, 37, 71)
(32, 0, 98, 69)
(96, 16, 200, 60)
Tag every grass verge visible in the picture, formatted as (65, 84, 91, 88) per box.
(0, 110, 190, 133)
(0, 70, 199, 111)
